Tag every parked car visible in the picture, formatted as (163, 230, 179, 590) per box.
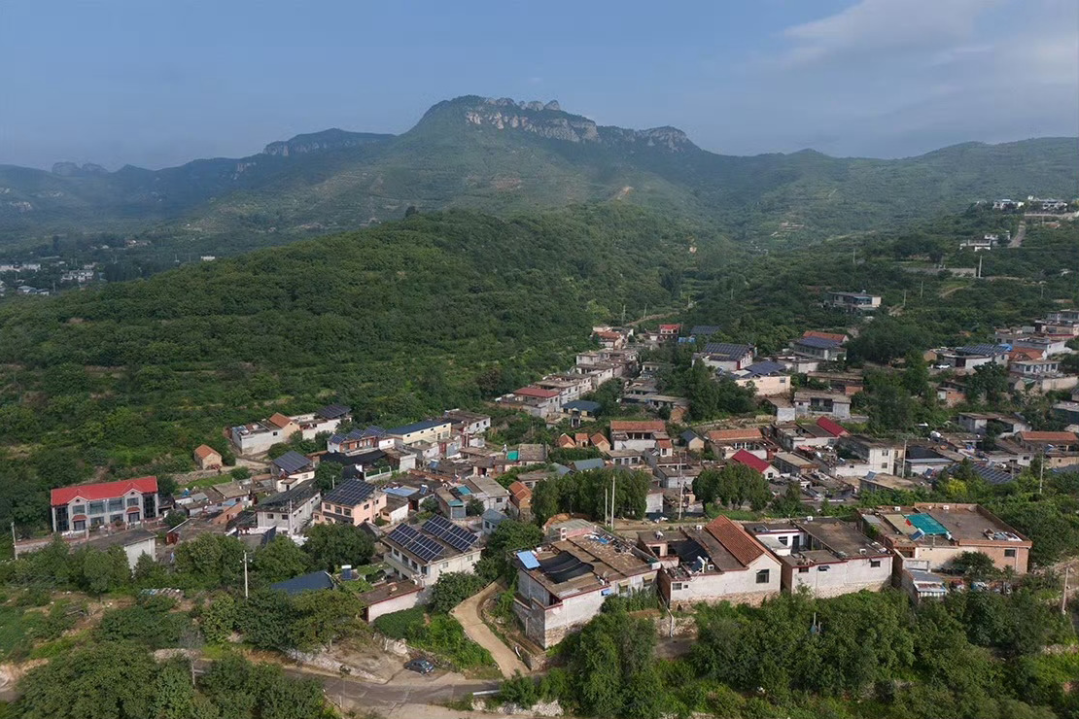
(405, 658, 435, 675)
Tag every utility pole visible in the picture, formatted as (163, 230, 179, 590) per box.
(1039, 451, 1045, 495)
(243, 551, 249, 599)
(610, 473, 616, 529)
(977, 255, 983, 279)
(1062, 566, 1071, 616)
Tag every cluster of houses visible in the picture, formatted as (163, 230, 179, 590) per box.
(23, 291, 1079, 652)
(511, 502, 1030, 648)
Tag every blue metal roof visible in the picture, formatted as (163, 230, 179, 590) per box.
(272, 450, 312, 474)
(703, 342, 753, 359)
(387, 419, 449, 435)
(562, 400, 601, 412)
(572, 458, 606, 472)
(796, 336, 843, 349)
(691, 325, 722, 336)
(972, 463, 1014, 485)
(742, 361, 788, 377)
(957, 344, 1010, 356)
(517, 550, 540, 570)
(271, 571, 335, 596)
(384, 486, 418, 497)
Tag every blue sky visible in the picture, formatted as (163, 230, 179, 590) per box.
(1, 0, 1076, 169)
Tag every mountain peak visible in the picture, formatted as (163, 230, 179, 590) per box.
(262, 128, 394, 157)
(417, 95, 695, 151)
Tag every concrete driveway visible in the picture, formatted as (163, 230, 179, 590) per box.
(452, 582, 529, 678)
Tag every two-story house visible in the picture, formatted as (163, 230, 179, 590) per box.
(51, 477, 160, 533)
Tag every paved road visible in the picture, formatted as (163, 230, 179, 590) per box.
(452, 582, 529, 677)
(1009, 220, 1026, 248)
(193, 658, 499, 711)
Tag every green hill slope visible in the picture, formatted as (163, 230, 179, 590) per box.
(0, 204, 696, 527)
(1, 96, 1074, 253)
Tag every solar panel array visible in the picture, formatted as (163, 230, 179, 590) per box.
(423, 515, 478, 553)
(324, 479, 375, 506)
(386, 523, 444, 562)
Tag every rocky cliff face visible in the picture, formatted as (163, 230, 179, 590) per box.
(262, 129, 394, 157)
(51, 162, 108, 176)
(454, 96, 695, 151)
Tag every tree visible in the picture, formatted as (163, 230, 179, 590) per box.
(289, 589, 365, 650)
(302, 523, 374, 572)
(156, 474, 178, 498)
(200, 594, 238, 644)
(253, 536, 311, 583)
(313, 461, 342, 492)
(239, 589, 299, 650)
(693, 464, 771, 511)
(152, 658, 196, 719)
(164, 510, 187, 529)
(478, 519, 544, 583)
(230, 466, 251, 481)
(429, 572, 486, 614)
(174, 533, 246, 588)
(466, 498, 485, 516)
(76, 545, 131, 595)
(17, 642, 159, 719)
(952, 551, 998, 581)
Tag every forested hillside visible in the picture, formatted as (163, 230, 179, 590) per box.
(1, 95, 1074, 257)
(0, 205, 695, 531)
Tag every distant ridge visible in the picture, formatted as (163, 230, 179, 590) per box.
(0, 95, 1075, 254)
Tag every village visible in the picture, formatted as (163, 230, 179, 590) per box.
(17, 283, 1079, 679)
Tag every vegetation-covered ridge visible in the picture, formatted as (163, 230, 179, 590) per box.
(0, 204, 692, 531)
(0, 93, 1075, 257)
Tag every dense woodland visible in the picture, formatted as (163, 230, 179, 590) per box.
(1, 199, 1079, 717)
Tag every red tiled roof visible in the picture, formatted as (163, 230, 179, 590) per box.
(194, 444, 219, 460)
(1019, 431, 1078, 443)
(659, 324, 681, 332)
(705, 515, 764, 567)
(595, 330, 621, 340)
(509, 481, 532, 503)
(1009, 348, 1044, 361)
(730, 450, 770, 473)
(610, 420, 666, 433)
(591, 433, 610, 447)
(657, 439, 673, 449)
(706, 428, 762, 443)
(816, 417, 849, 437)
(803, 330, 848, 344)
(558, 434, 576, 447)
(51, 477, 158, 507)
(515, 386, 560, 399)
(267, 413, 293, 428)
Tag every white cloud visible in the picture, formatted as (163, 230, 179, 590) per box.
(781, 0, 998, 65)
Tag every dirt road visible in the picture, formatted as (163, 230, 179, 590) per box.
(452, 583, 529, 678)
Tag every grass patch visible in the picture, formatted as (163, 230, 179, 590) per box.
(373, 608, 496, 672)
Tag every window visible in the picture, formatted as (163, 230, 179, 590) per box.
(267, 513, 274, 520)
(73, 520, 86, 531)
(72, 503, 86, 516)
(126, 496, 139, 507)
(109, 514, 123, 524)
(881, 463, 889, 469)
(1004, 549, 1017, 558)
(818, 565, 830, 572)
(755, 569, 770, 584)
(88, 501, 105, 515)
(798, 567, 809, 574)
(108, 498, 124, 512)
(779, 536, 789, 546)
(870, 560, 882, 568)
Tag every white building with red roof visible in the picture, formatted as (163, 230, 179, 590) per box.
(51, 477, 160, 533)
(642, 515, 782, 609)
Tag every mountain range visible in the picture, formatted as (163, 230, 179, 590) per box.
(0, 95, 1075, 253)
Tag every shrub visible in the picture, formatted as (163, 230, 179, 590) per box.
(372, 607, 426, 640)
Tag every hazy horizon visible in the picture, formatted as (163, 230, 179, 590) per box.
(2, 0, 1076, 170)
